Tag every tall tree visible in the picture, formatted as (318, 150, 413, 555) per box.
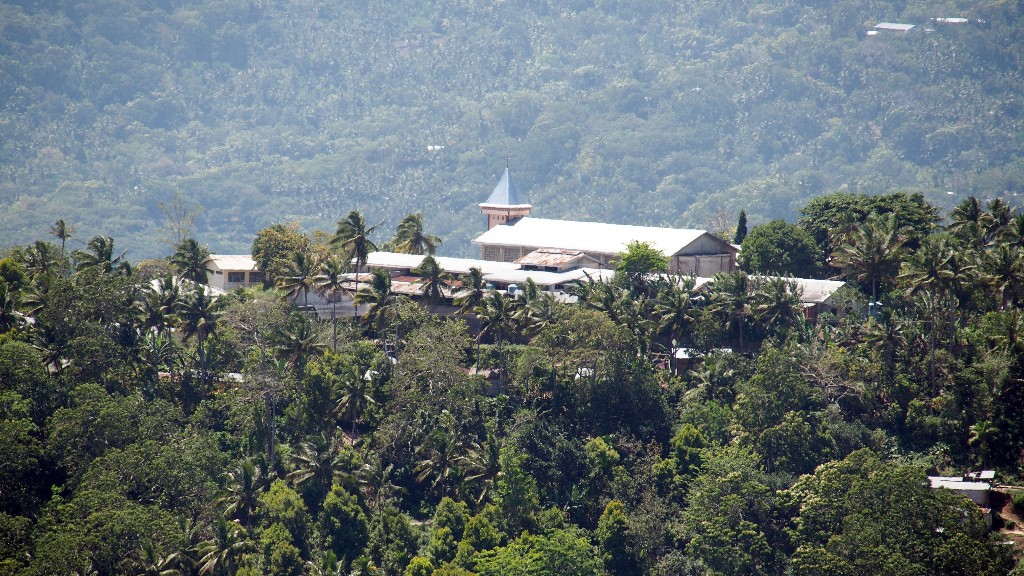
(830, 213, 907, 304)
(170, 238, 211, 285)
(314, 256, 350, 351)
(734, 210, 748, 244)
(276, 249, 321, 307)
(332, 211, 380, 315)
(414, 255, 452, 307)
(49, 218, 74, 258)
(455, 267, 487, 316)
(393, 213, 442, 255)
(72, 235, 130, 275)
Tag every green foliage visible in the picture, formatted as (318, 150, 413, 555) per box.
(740, 220, 821, 277)
(365, 506, 418, 575)
(473, 527, 604, 576)
(404, 556, 434, 576)
(596, 500, 641, 576)
(614, 241, 669, 294)
(494, 447, 540, 536)
(318, 484, 369, 565)
(257, 480, 311, 547)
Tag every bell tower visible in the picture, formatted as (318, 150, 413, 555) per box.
(479, 166, 531, 230)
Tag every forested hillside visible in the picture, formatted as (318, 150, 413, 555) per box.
(2, 0, 1024, 258)
(2, 192, 1024, 575)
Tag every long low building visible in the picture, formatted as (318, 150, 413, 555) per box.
(474, 217, 738, 276)
(474, 167, 738, 276)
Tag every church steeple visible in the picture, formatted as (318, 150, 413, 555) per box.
(479, 166, 532, 230)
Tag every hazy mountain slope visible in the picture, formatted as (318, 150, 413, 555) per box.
(1, 0, 1022, 258)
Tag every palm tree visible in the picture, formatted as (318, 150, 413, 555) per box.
(474, 291, 517, 357)
(195, 517, 250, 576)
(457, 433, 501, 505)
(455, 267, 487, 315)
(276, 249, 321, 306)
(415, 429, 459, 499)
(357, 453, 404, 512)
(948, 196, 985, 248)
(20, 240, 64, 279)
(710, 271, 753, 352)
(413, 255, 451, 307)
(654, 277, 697, 348)
(170, 238, 211, 285)
(982, 198, 1015, 244)
(332, 211, 380, 314)
(287, 432, 355, 511)
(750, 276, 804, 336)
(392, 212, 442, 255)
(335, 364, 377, 437)
(999, 214, 1024, 249)
(830, 213, 907, 304)
(515, 290, 560, 340)
(141, 274, 181, 337)
(121, 539, 181, 576)
(175, 286, 220, 387)
(354, 269, 395, 333)
(315, 256, 350, 351)
(73, 235, 130, 275)
(49, 218, 74, 257)
(276, 312, 326, 385)
(898, 235, 956, 298)
(979, 244, 1024, 309)
(218, 459, 264, 528)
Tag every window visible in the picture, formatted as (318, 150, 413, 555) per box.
(228, 272, 245, 283)
(248, 271, 265, 284)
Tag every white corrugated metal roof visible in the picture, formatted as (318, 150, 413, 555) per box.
(363, 252, 519, 275)
(473, 217, 725, 257)
(206, 254, 257, 271)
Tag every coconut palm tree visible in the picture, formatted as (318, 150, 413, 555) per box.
(515, 290, 560, 340)
(170, 238, 211, 285)
(19, 240, 64, 279)
(710, 271, 753, 353)
(654, 276, 697, 347)
(195, 517, 250, 576)
(140, 274, 181, 337)
(49, 218, 74, 258)
(175, 286, 220, 387)
(830, 213, 907, 304)
(354, 269, 396, 333)
(392, 212, 442, 255)
(315, 256, 349, 351)
(457, 433, 501, 505)
(219, 459, 265, 528)
(413, 255, 452, 307)
(287, 432, 355, 511)
(73, 235, 130, 275)
(120, 539, 181, 576)
(332, 211, 380, 314)
(455, 267, 487, 315)
(750, 276, 804, 336)
(276, 249, 321, 307)
(979, 244, 1024, 309)
(277, 313, 326, 380)
(335, 363, 377, 438)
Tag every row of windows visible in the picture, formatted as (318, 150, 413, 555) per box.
(226, 271, 265, 284)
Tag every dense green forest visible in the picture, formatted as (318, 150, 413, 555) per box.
(2, 0, 1024, 258)
(2, 192, 1024, 575)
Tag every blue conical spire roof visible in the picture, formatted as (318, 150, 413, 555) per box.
(481, 167, 528, 206)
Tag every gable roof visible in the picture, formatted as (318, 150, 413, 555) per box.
(473, 217, 735, 257)
(480, 167, 529, 207)
(205, 254, 258, 271)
